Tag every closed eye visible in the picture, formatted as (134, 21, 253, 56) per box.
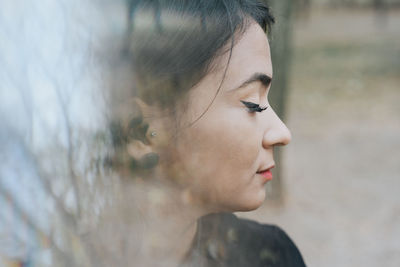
(240, 100, 268, 113)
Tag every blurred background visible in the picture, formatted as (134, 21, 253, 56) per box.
(1, 0, 399, 266)
(242, 1, 400, 267)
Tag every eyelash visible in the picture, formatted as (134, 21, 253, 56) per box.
(240, 100, 268, 113)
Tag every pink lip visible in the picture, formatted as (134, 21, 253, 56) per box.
(257, 169, 273, 181)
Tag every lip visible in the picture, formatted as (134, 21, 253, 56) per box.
(257, 164, 275, 173)
(256, 165, 275, 181)
(257, 169, 273, 181)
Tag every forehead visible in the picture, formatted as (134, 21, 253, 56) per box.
(213, 23, 272, 91)
(183, 22, 272, 120)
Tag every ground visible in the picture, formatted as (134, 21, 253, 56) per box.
(239, 8, 400, 267)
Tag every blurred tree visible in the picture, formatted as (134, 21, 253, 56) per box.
(296, 0, 312, 22)
(373, 0, 388, 27)
(264, 0, 295, 201)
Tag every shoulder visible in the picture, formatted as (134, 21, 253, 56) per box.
(196, 213, 307, 267)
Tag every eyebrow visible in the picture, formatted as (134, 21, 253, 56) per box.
(232, 73, 272, 91)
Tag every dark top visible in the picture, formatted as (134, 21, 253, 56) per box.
(183, 213, 306, 267)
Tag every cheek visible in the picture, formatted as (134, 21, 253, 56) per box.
(176, 108, 261, 203)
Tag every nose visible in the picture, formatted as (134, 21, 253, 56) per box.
(262, 109, 291, 148)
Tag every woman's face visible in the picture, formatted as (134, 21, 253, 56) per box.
(160, 23, 291, 212)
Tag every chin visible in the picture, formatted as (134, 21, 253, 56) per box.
(224, 190, 266, 212)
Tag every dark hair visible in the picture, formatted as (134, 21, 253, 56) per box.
(124, 0, 274, 110)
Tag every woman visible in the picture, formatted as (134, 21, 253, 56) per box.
(107, 0, 306, 266)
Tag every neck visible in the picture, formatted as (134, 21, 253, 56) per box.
(127, 178, 207, 265)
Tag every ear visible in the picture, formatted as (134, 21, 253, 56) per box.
(124, 98, 167, 171)
(132, 97, 171, 148)
(124, 98, 156, 157)
(111, 97, 165, 174)
(122, 97, 167, 166)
